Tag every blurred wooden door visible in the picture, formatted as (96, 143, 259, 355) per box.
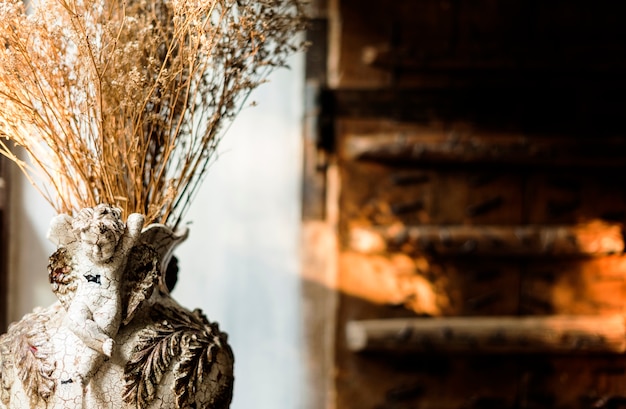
(302, 1, 626, 408)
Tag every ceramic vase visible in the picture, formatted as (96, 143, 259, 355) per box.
(0, 204, 234, 408)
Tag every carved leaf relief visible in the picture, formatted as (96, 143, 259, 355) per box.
(123, 321, 184, 407)
(1, 311, 55, 407)
(16, 331, 55, 406)
(123, 305, 233, 408)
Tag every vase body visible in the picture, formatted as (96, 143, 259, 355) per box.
(0, 205, 234, 408)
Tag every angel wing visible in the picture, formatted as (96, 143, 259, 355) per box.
(121, 224, 189, 325)
(138, 224, 189, 293)
(47, 247, 78, 310)
(46, 214, 76, 248)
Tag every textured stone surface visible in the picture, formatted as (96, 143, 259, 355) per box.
(0, 205, 234, 408)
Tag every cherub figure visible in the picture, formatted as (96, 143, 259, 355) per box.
(47, 204, 144, 404)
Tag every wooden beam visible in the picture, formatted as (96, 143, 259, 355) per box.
(301, 11, 333, 221)
(342, 130, 626, 168)
(346, 316, 626, 354)
(361, 44, 626, 75)
(349, 222, 624, 256)
(302, 82, 329, 220)
(332, 90, 626, 137)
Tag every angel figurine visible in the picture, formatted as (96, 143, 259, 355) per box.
(1, 204, 233, 409)
(47, 204, 144, 404)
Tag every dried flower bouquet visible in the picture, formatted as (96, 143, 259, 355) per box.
(0, 0, 306, 227)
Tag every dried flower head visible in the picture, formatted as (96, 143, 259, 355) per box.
(0, 0, 307, 227)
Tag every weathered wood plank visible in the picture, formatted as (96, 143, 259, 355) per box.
(342, 130, 626, 167)
(302, 4, 331, 221)
(349, 221, 624, 256)
(346, 316, 626, 354)
(302, 82, 328, 220)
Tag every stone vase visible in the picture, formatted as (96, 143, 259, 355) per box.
(0, 204, 234, 408)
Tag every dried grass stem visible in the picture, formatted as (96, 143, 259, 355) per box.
(0, 0, 307, 227)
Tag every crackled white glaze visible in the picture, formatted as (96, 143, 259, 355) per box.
(0, 205, 234, 408)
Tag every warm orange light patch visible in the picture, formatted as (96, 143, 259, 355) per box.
(338, 252, 446, 316)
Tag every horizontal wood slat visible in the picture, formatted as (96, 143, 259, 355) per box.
(343, 131, 626, 167)
(346, 316, 626, 354)
(349, 222, 624, 256)
(361, 44, 626, 75)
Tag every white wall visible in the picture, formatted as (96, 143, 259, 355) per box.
(8, 53, 305, 409)
(7, 168, 57, 321)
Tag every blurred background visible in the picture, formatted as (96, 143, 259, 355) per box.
(3, 1, 626, 408)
